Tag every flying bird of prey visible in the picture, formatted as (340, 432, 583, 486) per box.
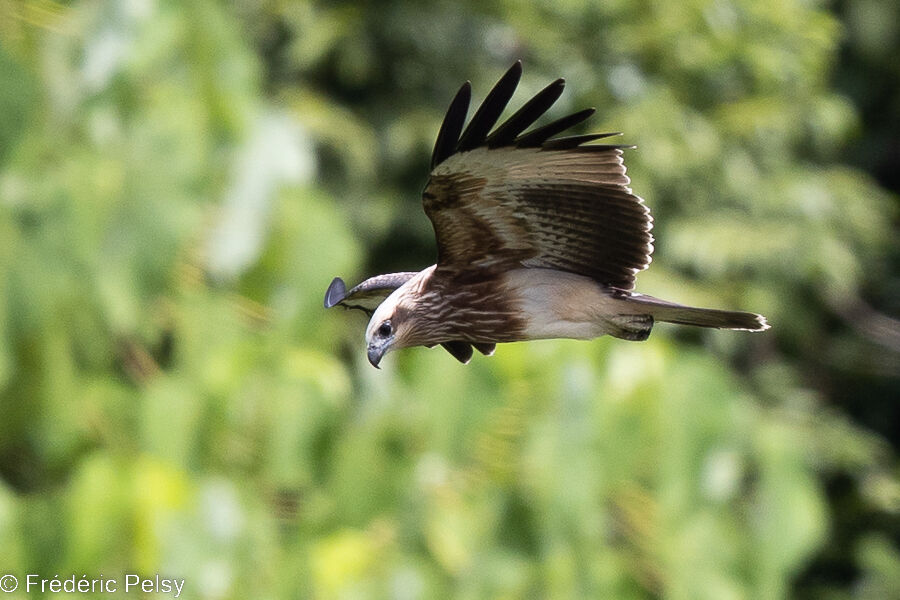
(325, 62, 768, 368)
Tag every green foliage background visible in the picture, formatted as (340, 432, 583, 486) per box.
(0, 1, 897, 598)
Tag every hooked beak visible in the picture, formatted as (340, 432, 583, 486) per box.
(367, 340, 390, 369)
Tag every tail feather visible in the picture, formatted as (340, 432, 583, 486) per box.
(620, 293, 769, 331)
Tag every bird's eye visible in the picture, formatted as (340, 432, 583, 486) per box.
(378, 321, 392, 337)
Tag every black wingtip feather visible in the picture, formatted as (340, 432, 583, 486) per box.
(515, 107, 596, 148)
(431, 81, 472, 168)
(432, 63, 628, 169)
(456, 61, 523, 153)
(569, 144, 637, 151)
(485, 78, 566, 148)
(324, 277, 347, 308)
(540, 132, 623, 150)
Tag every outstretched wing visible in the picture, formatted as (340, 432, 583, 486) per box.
(324, 273, 418, 316)
(424, 61, 653, 290)
(324, 274, 496, 362)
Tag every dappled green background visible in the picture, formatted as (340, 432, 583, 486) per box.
(0, 0, 897, 598)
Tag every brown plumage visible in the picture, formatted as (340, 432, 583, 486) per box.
(324, 62, 769, 367)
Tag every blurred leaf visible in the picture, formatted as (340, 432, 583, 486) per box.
(0, 43, 36, 165)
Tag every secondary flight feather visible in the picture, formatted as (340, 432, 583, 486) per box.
(325, 61, 768, 367)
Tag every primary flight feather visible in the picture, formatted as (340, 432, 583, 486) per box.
(325, 61, 769, 367)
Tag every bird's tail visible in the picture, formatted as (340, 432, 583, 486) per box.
(619, 293, 769, 331)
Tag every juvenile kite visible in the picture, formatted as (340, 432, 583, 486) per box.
(325, 62, 768, 367)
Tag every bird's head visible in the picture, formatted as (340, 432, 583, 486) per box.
(365, 290, 414, 368)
